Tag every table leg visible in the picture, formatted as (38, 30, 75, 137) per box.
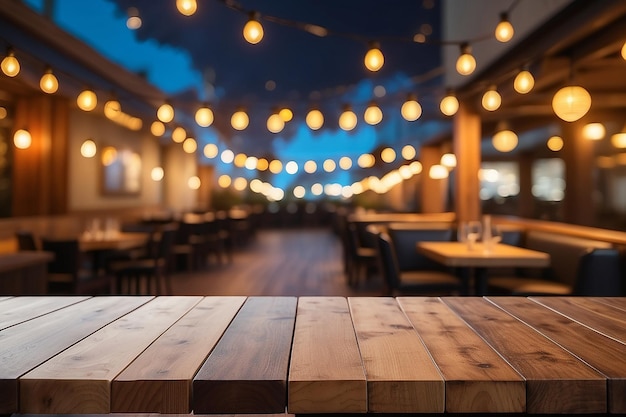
(475, 267, 488, 295)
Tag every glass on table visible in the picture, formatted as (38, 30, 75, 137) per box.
(458, 221, 482, 251)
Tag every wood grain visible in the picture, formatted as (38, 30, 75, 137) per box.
(398, 297, 525, 413)
(490, 296, 626, 414)
(532, 296, 626, 344)
(0, 296, 151, 414)
(288, 297, 366, 414)
(111, 296, 246, 413)
(348, 297, 444, 413)
(193, 296, 297, 414)
(19, 296, 201, 414)
(0, 296, 88, 330)
(443, 297, 606, 414)
(593, 296, 626, 311)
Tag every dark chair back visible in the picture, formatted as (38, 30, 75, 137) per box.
(376, 231, 402, 291)
(16, 230, 37, 251)
(387, 226, 453, 271)
(575, 248, 622, 296)
(41, 238, 81, 276)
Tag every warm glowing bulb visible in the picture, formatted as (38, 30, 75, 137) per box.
(612, 133, 626, 149)
(495, 13, 514, 42)
(104, 99, 121, 119)
(622, 41, 626, 61)
(492, 129, 518, 152)
(381, 148, 396, 163)
(339, 156, 352, 170)
(176, 0, 197, 16)
(243, 16, 264, 44)
(364, 103, 383, 125)
(440, 153, 457, 168)
(231, 110, 249, 130)
(552, 85, 591, 122)
(279, 108, 293, 122)
(39, 69, 58, 94)
(80, 139, 97, 158)
(547, 136, 564, 151)
(456, 44, 476, 76)
(267, 113, 285, 133)
(157, 103, 174, 123)
(402, 145, 416, 160)
(304, 160, 317, 173)
(364, 44, 384, 72)
(514, 70, 535, 94)
(440, 94, 459, 116)
(1, 51, 19, 77)
(13, 129, 31, 149)
(339, 107, 357, 131)
(77, 89, 97, 111)
(401, 97, 422, 121)
(151, 120, 165, 137)
(204, 143, 219, 158)
(582, 123, 605, 140)
(126, 7, 141, 29)
(482, 86, 501, 111)
(306, 109, 324, 130)
(183, 138, 197, 153)
(195, 106, 214, 127)
(172, 126, 186, 143)
(429, 164, 448, 179)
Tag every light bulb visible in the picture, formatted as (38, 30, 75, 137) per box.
(195, 105, 214, 127)
(104, 99, 121, 119)
(492, 129, 518, 152)
(231, 110, 249, 130)
(126, 7, 141, 29)
(80, 139, 97, 158)
(267, 113, 285, 133)
(183, 138, 197, 153)
(77, 89, 97, 111)
(440, 153, 457, 168)
(440, 93, 459, 116)
(176, 0, 197, 16)
(547, 136, 564, 151)
(364, 102, 383, 125)
(39, 69, 58, 94)
(339, 107, 357, 131)
(1, 49, 19, 77)
(514, 69, 535, 94)
(279, 108, 293, 122)
(306, 109, 324, 130)
(401, 96, 422, 121)
(456, 43, 476, 76)
(157, 102, 174, 123)
(495, 13, 514, 42)
(13, 129, 32, 149)
(243, 14, 264, 44)
(151, 121, 165, 137)
(364, 43, 384, 72)
(622, 41, 626, 61)
(482, 86, 501, 111)
(172, 126, 186, 143)
(151, 167, 164, 181)
(552, 85, 591, 122)
(429, 164, 448, 179)
(582, 123, 605, 140)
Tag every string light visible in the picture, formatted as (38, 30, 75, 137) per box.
(195, 104, 214, 127)
(363, 102, 383, 125)
(231, 109, 249, 130)
(172, 126, 186, 143)
(513, 68, 534, 94)
(1, 48, 20, 77)
(13, 129, 32, 149)
(39, 68, 58, 94)
(482, 85, 501, 111)
(80, 139, 97, 158)
(400, 94, 422, 121)
(492, 129, 518, 152)
(440, 91, 459, 116)
(494, 12, 514, 42)
(552, 85, 591, 122)
(77, 88, 97, 111)
(364, 42, 384, 72)
(176, 0, 197, 16)
(338, 106, 357, 131)
(547, 135, 563, 151)
(582, 123, 605, 140)
(151, 120, 165, 137)
(243, 12, 264, 44)
(126, 7, 142, 29)
(456, 43, 476, 76)
(267, 111, 285, 133)
(306, 108, 324, 130)
(157, 102, 174, 123)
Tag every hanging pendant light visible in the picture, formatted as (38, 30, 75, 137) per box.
(456, 43, 476, 76)
(440, 91, 459, 116)
(338, 105, 357, 131)
(39, 68, 58, 94)
(494, 12, 514, 42)
(1, 48, 20, 77)
(364, 42, 384, 72)
(482, 85, 501, 111)
(401, 94, 422, 121)
(364, 102, 383, 125)
(13, 129, 32, 149)
(77, 88, 97, 111)
(514, 68, 535, 94)
(157, 102, 174, 123)
(267, 111, 285, 133)
(552, 85, 591, 122)
(231, 109, 249, 130)
(243, 12, 264, 44)
(176, 0, 197, 16)
(195, 104, 214, 127)
(306, 108, 324, 130)
(492, 128, 518, 152)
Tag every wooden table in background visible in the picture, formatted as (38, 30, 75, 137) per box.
(417, 241, 550, 295)
(0, 252, 53, 295)
(2, 296, 625, 415)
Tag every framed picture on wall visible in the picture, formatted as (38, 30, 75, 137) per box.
(100, 146, 141, 195)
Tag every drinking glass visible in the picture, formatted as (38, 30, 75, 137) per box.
(459, 221, 482, 250)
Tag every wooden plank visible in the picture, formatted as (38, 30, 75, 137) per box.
(193, 296, 297, 414)
(111, 296, 246, 413)
(348, 297, 444, 413)
(398, 297, 525, 413)
(532, 296, 626, 344)
(0, 296, 89, 330)
(594, 296, 626, 312)
(19, 296, 201, 414)
(0, 296, 151, 414)
(443, 297, 606, 414)
(288, 297, 366, 414)
(490, 296, 626, 414)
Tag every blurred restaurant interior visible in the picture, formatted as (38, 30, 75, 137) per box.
(1, 0, 626, 297)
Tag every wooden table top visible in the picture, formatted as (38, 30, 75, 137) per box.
(2, 296, 625, 415)
(417, 241, 550, 268)
(0, 251, 53, 274)
(78, 231, 148, 252)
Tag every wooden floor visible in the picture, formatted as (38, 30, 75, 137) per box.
(169, 228, 385, 296)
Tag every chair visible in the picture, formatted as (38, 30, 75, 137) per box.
(344, 221, 378, 287)
(110, 224, 177, 295)
(376, 231, 462, 296)
(41, 238, 110, 295)
(16, 230, 38, 251)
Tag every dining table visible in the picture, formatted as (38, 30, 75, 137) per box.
(416, 241, 550, 295)
(1, 295, 625, 416)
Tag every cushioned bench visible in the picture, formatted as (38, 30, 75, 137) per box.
(489, 230, 622, 296)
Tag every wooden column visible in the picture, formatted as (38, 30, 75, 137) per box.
(197, 164, 215, 211)
(453, 104, 481, 223)
(561, 120, 594, 226)
(518, 152, 534, 218)
(420, 146, 447, 213)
